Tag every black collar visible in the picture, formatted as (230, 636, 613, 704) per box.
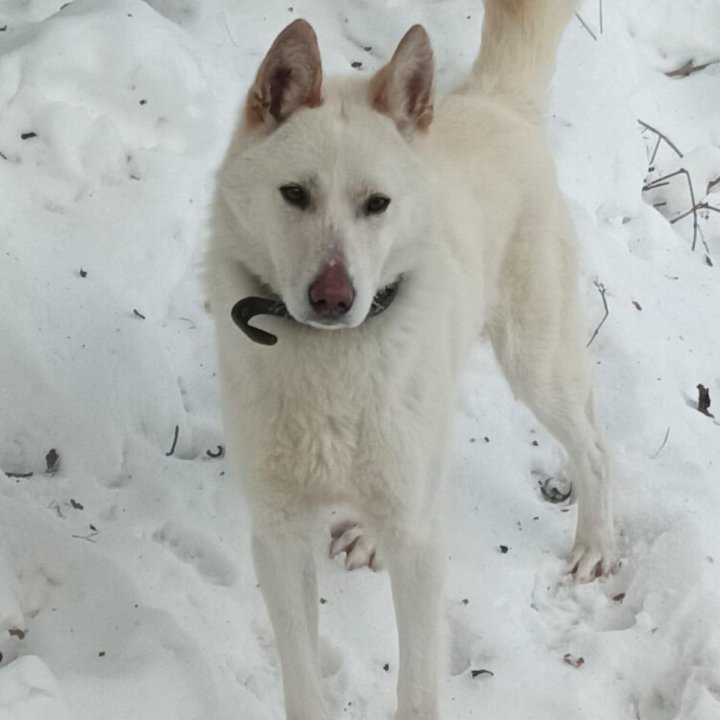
(231, 279, 402, 346)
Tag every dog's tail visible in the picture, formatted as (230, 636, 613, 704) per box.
(470, 0, 577, 109)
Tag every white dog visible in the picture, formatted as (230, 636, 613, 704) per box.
(206, 1, 614, 718)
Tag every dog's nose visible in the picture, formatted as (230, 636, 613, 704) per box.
(308, 263, 355, 316)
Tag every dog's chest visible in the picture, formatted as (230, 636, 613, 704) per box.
(222, 302, 458, 510)
(260, 372, 387, 501)
(234, 349, 433, 508)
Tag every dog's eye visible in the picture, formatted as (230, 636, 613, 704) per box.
(364, 194, 391, 216)
(279, 184, 310, 209)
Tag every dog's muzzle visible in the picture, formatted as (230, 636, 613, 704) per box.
(231, 279, 402, 346)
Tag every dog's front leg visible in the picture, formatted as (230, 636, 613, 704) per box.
(387, 527, 445, 720)
(252, 512, 327, 720)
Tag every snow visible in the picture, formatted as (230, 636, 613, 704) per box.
(0, 1, 719, 718)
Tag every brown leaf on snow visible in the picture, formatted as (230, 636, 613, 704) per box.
(666, 59, 719, 79)
(697, 384, 714, 418)
(46, 448, 60, 474)
(612, 592, 626, 603)
(563, 653, 584, 668)
(9, 628, 26, 640)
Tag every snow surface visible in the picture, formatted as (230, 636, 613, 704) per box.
(1, 1, 719, 719)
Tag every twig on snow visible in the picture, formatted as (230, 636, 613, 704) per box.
(221, 12, 241, 48)
(72, 522, 99, 543)
(72, 531, 99, 543)
(575, 12, 597, 41)
(599, 0, 604, 35)
(651, 427, 670, 459)
(166, 425, 180, 457)
(586, 280, 608, 347)
(649, 135, 662, 167)
(643, 169, 699, 251)
(669, 202, 720, 225)
(698, 227, 711, 257)
(48, 500, 64, 518)
(637, 120, 684, 159)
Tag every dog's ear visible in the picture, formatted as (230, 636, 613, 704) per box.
(245, 19, 323, 130)
(369, 25, 434, 136)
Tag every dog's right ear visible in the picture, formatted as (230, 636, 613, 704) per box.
(245, 19, 323, 130)
(369, 25, 434, 136)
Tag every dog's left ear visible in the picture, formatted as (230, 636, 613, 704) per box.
(369, 25, 434, 136)
(245, 19, 323, 130)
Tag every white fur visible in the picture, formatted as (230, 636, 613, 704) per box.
(206, 2, 614, 718)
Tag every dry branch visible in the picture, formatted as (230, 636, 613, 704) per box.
(651, 427, 670, 459)
(637, 120, 684, 159)
(166, 425, 180, 457)
(587, 280, 608, 347)
(643, 169, 699, 251)
(670, 202, 720, 225)
(649, 135, 662, 167)
(574, 12, 597, 41)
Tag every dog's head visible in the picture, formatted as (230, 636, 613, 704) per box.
(219, 19, 435, 329)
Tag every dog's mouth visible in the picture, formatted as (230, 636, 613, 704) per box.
(231, 278, 403, 346)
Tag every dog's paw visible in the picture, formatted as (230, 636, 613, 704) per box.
(566, 536, 615, 583)
(329, 522, 380, 571)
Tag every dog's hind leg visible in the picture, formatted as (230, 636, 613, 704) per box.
(252, 506, 327, 720)
(488, 251, 615, 582)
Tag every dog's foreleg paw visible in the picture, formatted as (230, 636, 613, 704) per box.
(566, 536, 615, 583)
(329, 522, 380, 571)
